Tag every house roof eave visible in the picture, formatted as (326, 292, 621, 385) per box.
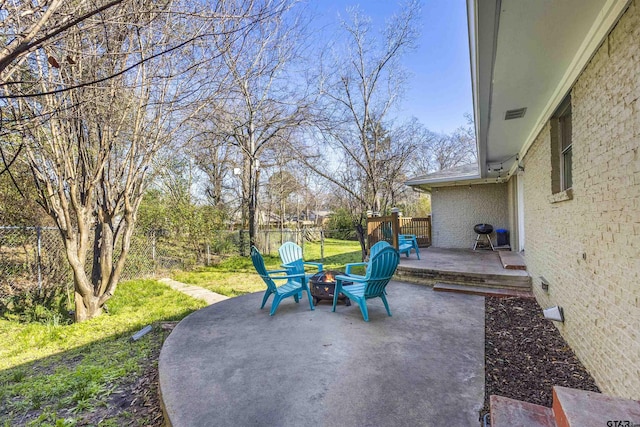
(408, 175, 508, 193)
(468, 0, 631, 179)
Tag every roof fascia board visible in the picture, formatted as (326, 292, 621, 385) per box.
(516, 0, 631, 163)
(468, 0, 501, 179)
(467, 0, 481, 172)
(414, 176, 507, 193)
(406, 174, 480, 187)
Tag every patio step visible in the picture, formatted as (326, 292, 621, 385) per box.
(490, 386, 640, 427)
(552, 386, 640, 427)
(490, 395, 557, 427)
(432, 282, 534, 298)
(498, 251, 527, 270)
(395, 265, 531, 290)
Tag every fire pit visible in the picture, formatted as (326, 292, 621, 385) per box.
(309, 270, 351, 306)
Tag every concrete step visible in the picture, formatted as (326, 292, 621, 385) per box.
(498, 251, 527, 270)
(395, 265, 532, 290)
(552, 386, 640, 427)
(433, 282, 534, 298)
(490, 395, 557, 427)
(490, 387, 640, 427)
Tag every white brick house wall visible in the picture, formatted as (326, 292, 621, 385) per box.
(431, 183, 509, 248)
(523, 1, 640, 399)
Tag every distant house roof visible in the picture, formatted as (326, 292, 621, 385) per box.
(405, 163, 507, 191)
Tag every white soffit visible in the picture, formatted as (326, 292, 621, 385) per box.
(473, 0, 631, 177)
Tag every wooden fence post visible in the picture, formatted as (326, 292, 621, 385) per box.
(366, 213, 373, 249)
(391, 211, 400, 249)
(300, 229, 304, 255)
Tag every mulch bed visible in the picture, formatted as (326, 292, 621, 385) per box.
(481, 296, 600, 420)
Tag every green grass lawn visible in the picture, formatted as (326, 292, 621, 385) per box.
(0, 239, 363, 425)
(172, 238, 364, 296)
(0, 280, 206, 427)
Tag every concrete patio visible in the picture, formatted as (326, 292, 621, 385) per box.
(159, 281, 485, 426)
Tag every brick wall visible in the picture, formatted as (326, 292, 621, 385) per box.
(523, 2, 640, 399)
(431, 183, 509, 248)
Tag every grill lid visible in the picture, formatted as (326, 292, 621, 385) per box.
(474, 223, 494, 234)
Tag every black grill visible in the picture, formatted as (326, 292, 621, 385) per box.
(474, 223, 494, 234)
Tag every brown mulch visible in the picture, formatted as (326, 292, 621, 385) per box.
(481, 296, 600, 420)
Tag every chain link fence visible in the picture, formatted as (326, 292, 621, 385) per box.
(0, 227, 66, 300)
(0, 226, 355, 307)
(0, 228, 176, 294)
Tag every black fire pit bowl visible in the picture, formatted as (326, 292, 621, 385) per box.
(309, 270, 351, 306)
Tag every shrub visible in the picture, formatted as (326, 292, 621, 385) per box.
(325, 208, 358, 241)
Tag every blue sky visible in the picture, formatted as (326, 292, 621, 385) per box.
(311, 0, 473, 134)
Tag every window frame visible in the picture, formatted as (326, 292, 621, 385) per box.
(550, 94, 573, 196)
(557, 98, 572, 191)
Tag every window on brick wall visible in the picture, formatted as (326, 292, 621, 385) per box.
(551, 94, 572, 193)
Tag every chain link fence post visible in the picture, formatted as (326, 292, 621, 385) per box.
(151, 232, 157, 277)
(36, 226, 42, 292)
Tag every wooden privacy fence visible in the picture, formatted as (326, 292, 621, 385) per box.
(366, 213, 431, 250)
(399, 217, 431, 247)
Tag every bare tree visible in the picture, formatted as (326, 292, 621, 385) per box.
(1, 0, 277, 321)
(296, 1, 421, 257)
(2, 0, 201, 321)
(0, 0, 280, 89)
(205, 0, 312, 247)
(184, 108, 242, 212)
(0, 0, 127, 81)
(195, 141, 234, 207)
(409, 114, 477, 175)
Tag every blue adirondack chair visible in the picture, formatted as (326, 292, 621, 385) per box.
(332, 246, 400, 322)
(344, 240, 391, 278)
(279, 241, 323, 278)
(278, 241, 323, 299)
(251, 246, 314, 316)
(398, 234, 420, 259)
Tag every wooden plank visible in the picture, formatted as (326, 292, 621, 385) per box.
(498, 251, 527, 270)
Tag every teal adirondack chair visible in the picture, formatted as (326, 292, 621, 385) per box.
(279, 241, 323, 298)
(344, 241, 391, 278)
(332, 246, 400, 322)
(279, 241, 323, 277)
(251, 246, 314, 316)
(398, 234, 420, 259)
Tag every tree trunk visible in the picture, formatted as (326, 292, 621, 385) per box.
(249, 189, 257, 248)
(248, 161, 260, 248)
(354, 220, 367, 261)
(92, 221, 114, 296)
(74, 291, 103, 322)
